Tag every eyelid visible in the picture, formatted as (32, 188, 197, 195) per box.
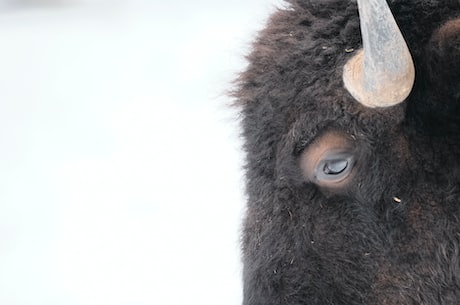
(314, 151, 356, 183)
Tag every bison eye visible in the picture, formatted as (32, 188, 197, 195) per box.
(323, 159, 348, 175)
(299, 131, 357, 188)
(315, 152, 355, 182)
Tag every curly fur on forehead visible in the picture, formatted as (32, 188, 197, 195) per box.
(234, 0, 460, 304)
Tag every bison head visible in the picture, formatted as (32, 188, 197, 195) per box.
(234, 0, 460, 304)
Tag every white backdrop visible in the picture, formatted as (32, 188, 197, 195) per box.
(0, 1, 283, 304)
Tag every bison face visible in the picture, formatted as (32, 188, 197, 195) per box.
(235, 0, 460, 304)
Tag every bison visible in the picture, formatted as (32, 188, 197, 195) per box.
(234, 0, 460, 304)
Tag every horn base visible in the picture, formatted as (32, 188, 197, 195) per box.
(343, 49, 415, 108)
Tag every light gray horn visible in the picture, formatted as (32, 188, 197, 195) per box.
(343, 0, 415, 108)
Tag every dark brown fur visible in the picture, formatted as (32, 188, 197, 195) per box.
(234, 1, 460, 304)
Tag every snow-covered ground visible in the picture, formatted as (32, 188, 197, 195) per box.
(0, 1, 282, 304)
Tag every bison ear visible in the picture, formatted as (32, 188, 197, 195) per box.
(425, 19, 460, 91)
(343, 0, 415, 108)
(417, 18, 460, 123)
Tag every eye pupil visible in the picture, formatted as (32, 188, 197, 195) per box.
(323, 159, 348, 175)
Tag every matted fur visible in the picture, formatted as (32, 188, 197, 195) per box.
(234, 0, 460, 304)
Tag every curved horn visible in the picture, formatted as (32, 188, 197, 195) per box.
(343, 0, 415, 108)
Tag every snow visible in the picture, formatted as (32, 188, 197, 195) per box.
(0, 1, 282, 304)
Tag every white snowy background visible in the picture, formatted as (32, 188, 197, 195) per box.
(0, 1, 283, 304)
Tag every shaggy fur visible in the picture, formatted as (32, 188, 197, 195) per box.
(234, 0, 460, 304)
